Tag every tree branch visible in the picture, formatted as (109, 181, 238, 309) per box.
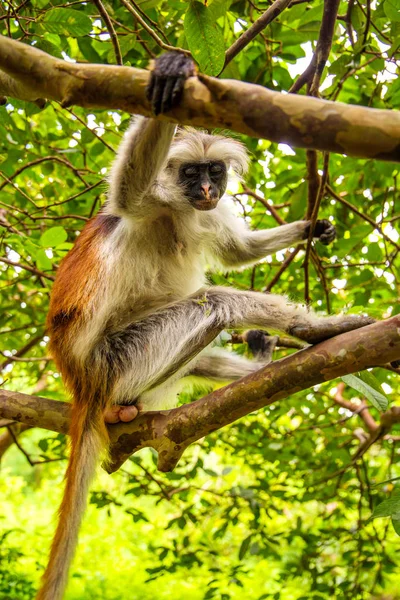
(92, 0, 122, 66)
(1, 317, 399, 474)
(0, 35, 399, 162)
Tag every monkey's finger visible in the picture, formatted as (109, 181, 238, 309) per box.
(146, 72, 156, 104)
(171, 76, 185, 107)
(151, 76, 167, 116)
(319, 226, 336, 245)
(160, 76, 177, 114)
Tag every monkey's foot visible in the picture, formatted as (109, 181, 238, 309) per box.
(104, 404, 139, 424)
(290, 315, 375, 345)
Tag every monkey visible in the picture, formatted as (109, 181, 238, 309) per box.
(38, 51, 373, 600)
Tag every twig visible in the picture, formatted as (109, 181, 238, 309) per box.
(0, 256, 55, 281)
(241, 187, 286, 225)
(223, 0, 292, 70)
(130, 0, 170, 45)
(327, 185, 400, 252)
(265, 246, 301, 291)
(304, 152, 330, 303)
(0, 334, 44, 372)
(120, 0, 189, 55)
(0, 352, 50, 362)
(0, 155, 91, 191)
(289, 0, 341, 94)
(92, 0, 123, 65)
(7, 425, 64, 465)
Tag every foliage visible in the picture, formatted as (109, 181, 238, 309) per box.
(0, 0, 400, 599)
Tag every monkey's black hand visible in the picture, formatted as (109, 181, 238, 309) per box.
(243, 329, 279, 361)
(146, 52, 196, 116)
(304, 219, 336, 246)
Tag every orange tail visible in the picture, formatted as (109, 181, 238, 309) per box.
(36, 398, 108, 600)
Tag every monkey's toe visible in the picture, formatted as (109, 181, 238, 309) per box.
(104, 405, 139, 424)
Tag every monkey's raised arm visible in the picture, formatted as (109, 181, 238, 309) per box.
(107, 53, 195, 216)
(107, 117, 176, 214)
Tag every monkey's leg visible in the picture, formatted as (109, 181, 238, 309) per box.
(101, 287, 371, 418)
(188, 346, 275, 381)
(190, 331, 279, 381)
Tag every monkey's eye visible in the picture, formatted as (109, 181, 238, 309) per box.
(209, 163, 223, 174)
(183, 166, 198, 177)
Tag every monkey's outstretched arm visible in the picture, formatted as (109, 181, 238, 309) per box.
(213, 210, 335, 268)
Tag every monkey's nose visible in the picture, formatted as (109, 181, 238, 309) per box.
(201, 183, 211, 197)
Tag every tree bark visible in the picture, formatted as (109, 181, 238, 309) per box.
(0, 35, 399, 162)
(1, 317, 399, 473)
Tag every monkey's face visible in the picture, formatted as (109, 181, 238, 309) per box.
(178, 161, 228, 211)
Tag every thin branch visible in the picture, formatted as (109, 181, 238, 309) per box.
(0, 256, 55, 281)
(304, 152, 330, 303)
(120, 0, 189, 55)
(241, 187, 286, 225)
(265, 246, 301, 291)
(223, 0, 292, 70)
(0, 352, 50, 362)
(289, 0, 341, 95)
(327, 185, 400, 251)
(92, 0, 122, 66)
(0, 334, 44, 372)
(0, 155, 91, 192)
(129, 0, 170, 45)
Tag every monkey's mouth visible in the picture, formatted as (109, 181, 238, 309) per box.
(190, 194, 220, 211)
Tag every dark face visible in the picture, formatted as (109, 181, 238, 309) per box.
(178, 160, 228, 211)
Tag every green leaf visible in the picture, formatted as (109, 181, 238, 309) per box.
(287, 181, 307, 221)
(384, 0, 400, 22)
(238, 535, 252, 560)
(42, 8, 92, 37)
(371, 493, 400, 519)
(36, 249, 53, 271)
(184, 2, 225, 75)
(392, 517, 400, 536)
(40, 226, 68, 248)
(341, 372, 388, 411)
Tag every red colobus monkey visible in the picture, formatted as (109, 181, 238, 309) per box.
(39, 53, 371, 599)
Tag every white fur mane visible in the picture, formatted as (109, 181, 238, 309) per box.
(167, 128, 249, 177)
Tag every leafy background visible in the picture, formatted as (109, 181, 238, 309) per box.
(0, 0, 400, 598)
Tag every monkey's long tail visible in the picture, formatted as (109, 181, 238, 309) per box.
(36, 395, 108, 600)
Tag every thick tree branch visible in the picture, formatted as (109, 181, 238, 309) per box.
(1, 317, 399, 474)
(0, 35, 399, 162)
